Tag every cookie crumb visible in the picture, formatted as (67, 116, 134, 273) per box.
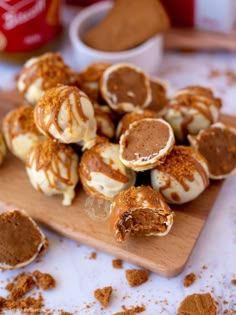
(112, 305, 145, 315)
(94, 286, 113, 308)
(32, 270, 56, 290)
(6, 272, 36, 300)
(112, 259, 123, 269)
(125, 269, 149, 287)
(89, 252, 97, 260)
(231, 279, 236, 285)
(177, 293, 217, 315)
(183, 272, 197, 287)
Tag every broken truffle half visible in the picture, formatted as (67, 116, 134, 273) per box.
(110, 185, 174, 242)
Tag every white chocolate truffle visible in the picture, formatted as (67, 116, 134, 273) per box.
(0, 209, 47, 270)
(2, 105, 43, 162)
(151, 146, 209, 204)
(26, 139, 79, 206)
(100, 63, 152, 113)
(94, 103, 115, 139)
(110, 185, 174, 242)
(79, 142, 136, 200)
(34, 84, 97, 150)
(77, 62, 111, 102)
(120, 118, 175, 172)
(0, 132, 6, 166)
(188, 122, 236, 179)
(164, 85, 222, 142)
(17, 52, 76, 105)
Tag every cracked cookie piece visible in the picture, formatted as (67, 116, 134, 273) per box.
(79, 142, 136, 200)
(110, 185, 174, 242)
(164, 85, 221, 142)
(34, 84, 97, 150)
(151, 146, 209, 204)
(17, 53, 76, 105)
(0, 210, 47, 270)
(177, 293, 217, 315)
(2, 105, 43, 162)
(26, 139, 79, 206)
(120, 118, 175, 172)
(100, 63, 151, 114)
(188, 122, 236, 179)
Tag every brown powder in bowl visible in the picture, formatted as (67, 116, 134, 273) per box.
(32, 270, 56, 290)
(112, 259, 123, 269)
(125, 269, 149, 287)
(94, 286, 113, 308)
(183, 272, 197, 287)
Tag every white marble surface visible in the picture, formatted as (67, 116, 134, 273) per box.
(0, 5, 236, 315)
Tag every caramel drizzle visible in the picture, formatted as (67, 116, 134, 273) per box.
(3, 105, 41, 151)
(35, 85, 89, 139)
(80, 145, 130, 184)
(19, 53, 75, 96)
(170, 93, 217, 124)
(158, 147, 208, 193)
(26, 140, 77, 189)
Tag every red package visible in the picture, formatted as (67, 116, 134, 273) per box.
(0, 0, 62, 53)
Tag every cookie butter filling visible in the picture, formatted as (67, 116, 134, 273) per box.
(197, 127, 236, 177)
(120, 119, 174, 172)
(106, 67, 148, 105)
(101, 63, 151, 113)
(117, 209, 168, 241)
(0, 210, 46, 269)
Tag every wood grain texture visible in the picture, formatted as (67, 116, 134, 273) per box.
(0, 90, 235, 277)
(164, 28, 236, 52)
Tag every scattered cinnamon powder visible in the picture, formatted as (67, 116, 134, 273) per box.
(177, 293, 217, 315)
(231, 279, 236, 285)
(125, 269, 149, 287)
(6, 272, 36, 300)
(89, 252, 97, 260)
(94, 286, 113, 308)
(59, 311, 73, 315)
(112, 305, 146, 315)
(32, 270, 56, 290)
(183, 272, 197, 287)
(112, 259, 123, 269)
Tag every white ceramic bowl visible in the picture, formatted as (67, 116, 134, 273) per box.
(69, 1, 163, 74)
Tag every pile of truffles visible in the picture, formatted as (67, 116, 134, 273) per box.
(1, 52, 236, 242)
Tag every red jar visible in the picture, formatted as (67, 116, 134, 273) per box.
(0, 0, 62, 53)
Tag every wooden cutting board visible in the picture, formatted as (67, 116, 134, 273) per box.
(0, 90, 234, 277)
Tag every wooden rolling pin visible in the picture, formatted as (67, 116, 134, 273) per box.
(164, 28, 236, 52)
